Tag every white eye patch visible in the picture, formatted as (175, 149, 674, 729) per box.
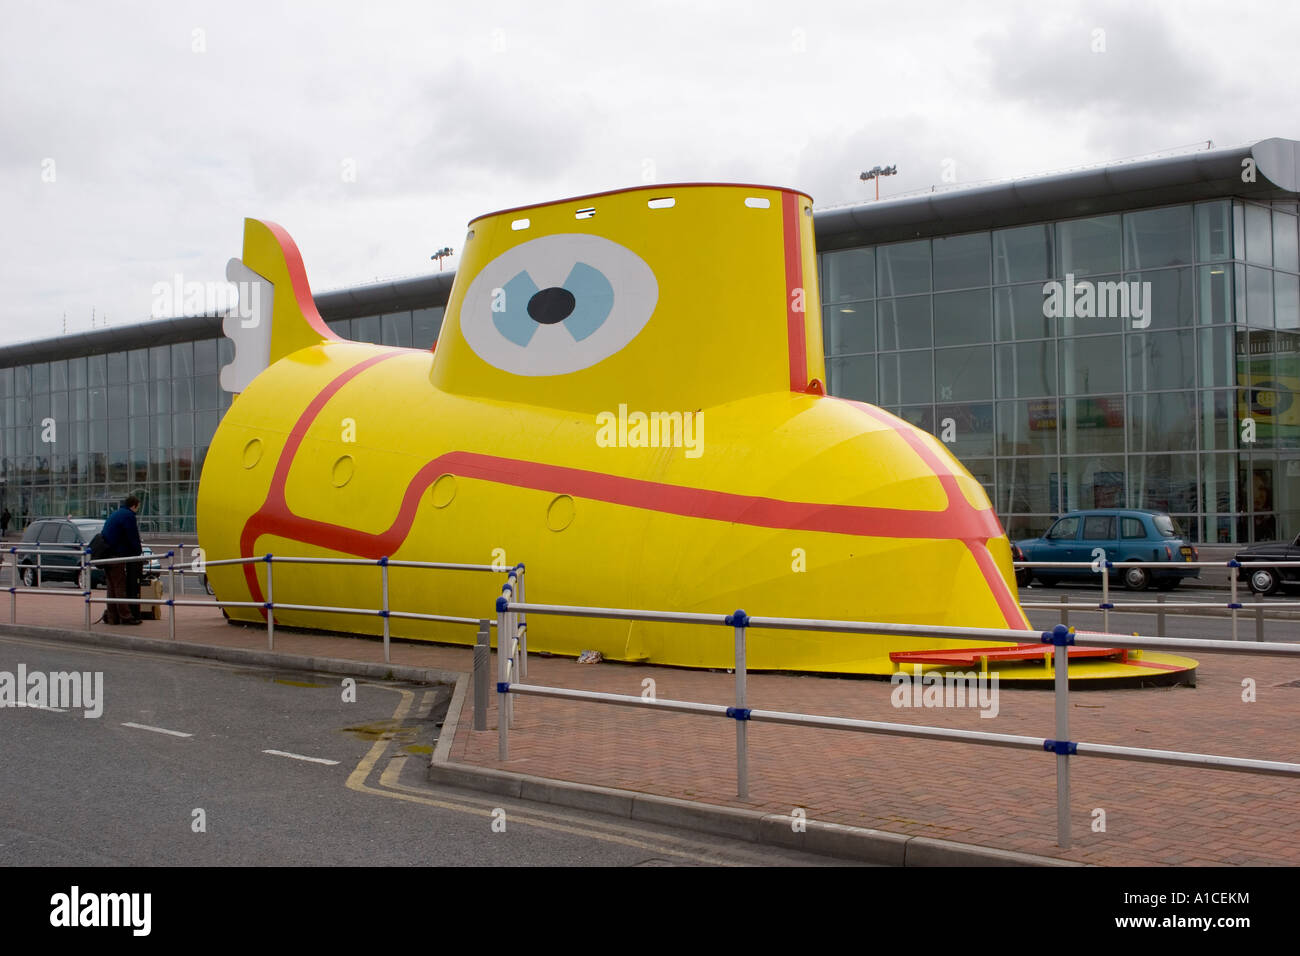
(459, 233, 659, 376)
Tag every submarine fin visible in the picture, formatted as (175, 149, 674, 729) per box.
(219, 218, 341, 393)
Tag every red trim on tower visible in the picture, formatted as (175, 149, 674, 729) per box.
(259, 220, 342, 342)
(782, 191, 808, 392)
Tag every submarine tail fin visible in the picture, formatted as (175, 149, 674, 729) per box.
(219, 218, 341, 393)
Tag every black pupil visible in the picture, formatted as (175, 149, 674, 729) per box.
(527, 287, 576, 324)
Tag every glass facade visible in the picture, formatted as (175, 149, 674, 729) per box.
(821, 199, 1300, 544)
(0, 307, 444, 534)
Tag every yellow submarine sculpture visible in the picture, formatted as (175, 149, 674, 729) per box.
(197, 183, 1196, 682)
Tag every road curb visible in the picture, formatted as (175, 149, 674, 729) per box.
(0, 622, 463, 687)
(427, 758, 1081, 867)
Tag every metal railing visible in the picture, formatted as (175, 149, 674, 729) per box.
(1015, 558, 1300, 639)
(487, 598, 1300, 849)
(1, 545, 523, 665)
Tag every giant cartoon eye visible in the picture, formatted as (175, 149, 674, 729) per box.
(459, 234, 658, 376)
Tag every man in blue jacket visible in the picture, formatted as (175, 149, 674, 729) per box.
(101, 495, 143, 625)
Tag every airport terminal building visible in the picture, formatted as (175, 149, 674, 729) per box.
(2, 138, 1298, 544)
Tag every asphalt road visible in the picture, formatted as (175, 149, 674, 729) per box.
(0, 633, 860, 867)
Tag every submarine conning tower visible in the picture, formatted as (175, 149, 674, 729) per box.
(430, 183, 825, 414)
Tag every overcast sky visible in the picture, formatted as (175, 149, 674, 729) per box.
(1, 0, 1296, 346)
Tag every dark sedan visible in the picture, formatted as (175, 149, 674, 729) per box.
(1234, 533, 1300, 595)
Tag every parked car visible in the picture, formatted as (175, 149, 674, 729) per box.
(1010, 542, 1032, 588)
(15, 518, 161, 588)
(1233, 533, 1300, 595)
(1016, 509, 1200, 591)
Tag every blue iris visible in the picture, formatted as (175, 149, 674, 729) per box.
(493, 262, 614, 347)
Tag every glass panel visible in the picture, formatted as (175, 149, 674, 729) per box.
(1246, 265, 1274, 328)
(895, 405, 935, 435)
(128, 349, 149, 382)
(173, 414, 193, 446)
(932, 233, 989, 291)
(877, 351, 932, 405)
(1123, 205, 1192, 270)
(1273, 212, 1299, 272)
(107, 385, 127, 419)
(877, 239, 931, 296)
(149, 345, 170, 380)
(172, 378, 193, 413)
(152, 415, 171, 450)
(1059, 335, 1124, 394)
(934, 402, 994, 456)
(67, 357, 86, 390)
(326, 318, 351, 339)
(1196, 201, 1231, 262)
(1127, 330, 1195, 391)
(823, 301, 874, 355)
(934, 346, 992, 401)
(997, 458, 1056, 514)
(1056, 215, 1121, 278)
(1128, 391, 1196, 453)
(171, 342, 193, 379)
(217, 336, 235, 367)
(196, 410, 220, 448)
(31, 363, 49, 393)
(821, 248, 874, 302)
(996, 342, 1057, 398)
(354, 315, 381, 343)
(1198, 326, 1235, 389)
(1275, 273, 1299, 331)
(877, 295, 931, 350)
(827, 355, 876, 402)
(194, 374, 219, 410)
(194, 338, 218, 376)
(412, 307, 444, 346)
(1200, 389, 1238, 451)
(1122, 267, 1192, 330)
(1201, 453, 1240, 541)
(1129, 454, 1198, 514)
(992, 224, 1051, 284)
(994, 283, 1051, 341)
(381, 312, 413, 348)
(1061, 396, 1125, 455)
(1060, 455, 1126, 510)
(933, 290, 991, 346)
(1197, 264, 1233, 324)
(129, 383, 149, 417)
(1244, 203, 1272, 265)
(49, 360, 67, 391)
(106, 352, 127, 385)
(88, 387, 106, 420)
(1121, 516, 1145, 539)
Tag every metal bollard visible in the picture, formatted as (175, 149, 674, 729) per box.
(1100, 563, 1111, 635)
(473, 620, 490, 731)
(1054, 636, 1071, 849)
(1255, 592, 1264, 643)
(380, 556, 391, 665)
(265, 555, 275, 651)
(82, 549, 91, 631)
(497, 598, 509, 761)
(1230, 562, 1240, 641)
(1156, 593, 1165, 637)
(167, 551, 176, 641)
(733, 610, 749, 801)
(516, 565, 528, 678)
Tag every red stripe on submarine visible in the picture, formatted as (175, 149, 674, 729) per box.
(197, 183, 1196, 680)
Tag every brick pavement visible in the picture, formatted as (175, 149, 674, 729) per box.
(4, 586, 1299, 865)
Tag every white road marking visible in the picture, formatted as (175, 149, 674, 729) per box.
(121, 721, 193, 738)
(14, 702, 68, 712)
(263, 749, 340, 766)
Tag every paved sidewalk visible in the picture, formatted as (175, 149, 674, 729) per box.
(3, 588, 1299, 865)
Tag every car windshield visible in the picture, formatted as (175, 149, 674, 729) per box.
(1152, 514, 1183, 538)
